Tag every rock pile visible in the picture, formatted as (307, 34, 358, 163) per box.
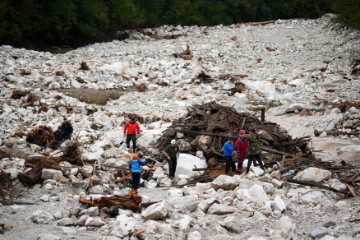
(0, 14, 360, 240)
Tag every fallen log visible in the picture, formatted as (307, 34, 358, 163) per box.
(18, 156, 61, 186)
(287, 178, 351, 196)
(79, 193, 142, 212)
(218, 73, 248, 79)
(246, 20, 275, 26)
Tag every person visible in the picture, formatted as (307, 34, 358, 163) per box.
(53, 117, 73, 142)
(223, 137, 236, 175)
(162, 139, 180, 179)
(128, 153, 148, 195)
(49, 117, 73, 148)
(123, 116, 140, 153)
(243, 129, 265, 173)
(61, 117, 73, 140)
(234, 130, 249, 173)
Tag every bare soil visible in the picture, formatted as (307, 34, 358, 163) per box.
(56, 88, 130, 105)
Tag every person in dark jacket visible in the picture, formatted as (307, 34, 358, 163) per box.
(243, 129, 265, 173)
(223, 137, 236, 175)
(123, 116, 141, 153)
(52, 117, 73, 146)
(128, 153, 148, 195)
(162, 139, 180, 179)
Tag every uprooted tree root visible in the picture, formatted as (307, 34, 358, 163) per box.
(79, 191, 142, 212)
(0, 169, 17, 204)
(18, 141, 83, 186)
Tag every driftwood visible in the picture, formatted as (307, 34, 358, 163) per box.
(79, 192, 142, 212)
(18, 156, 61, 186)
(287, 178, 353, 196)
(155, 102, 314, 162)
(218, 73, 248, 79)
(16, 141, 83, 187)
(173, 45, 192, 60)
(152, 102, 360, 196)
(26, 125, 53, 147)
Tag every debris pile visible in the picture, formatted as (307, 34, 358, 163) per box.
(154, 102, 359, 195)
(26, 125, 53, 147)
(155, 102, 314, 161)
(25, 118, 73, 148)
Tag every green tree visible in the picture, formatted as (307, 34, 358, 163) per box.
(134, 0, 166, 27)
(331, 0, 360, 30)
(107, 0, 140, 30)
(37, 0, 76, 43)
(74, 0, 109, 39)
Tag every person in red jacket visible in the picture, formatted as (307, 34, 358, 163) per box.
(123, 116, 140, 153)
(234, 129, 249, 173)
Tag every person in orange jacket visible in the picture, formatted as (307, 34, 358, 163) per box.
(123, 116, 140, 153)
(234, 129, 249, 173)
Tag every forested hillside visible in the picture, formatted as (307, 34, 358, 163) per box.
(0, 0, 358, 50)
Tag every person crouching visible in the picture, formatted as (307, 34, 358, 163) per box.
(128, 153, 148, 195)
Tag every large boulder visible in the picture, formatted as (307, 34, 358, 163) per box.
(171, 153, 207, 178)
(294, 167, 331, 183)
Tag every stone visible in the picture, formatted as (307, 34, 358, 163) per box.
(57, 217, 75, 226)
(41, 169, 63, 181)
(310, 227, 329, 239)
(272, 195, 287, 212)
(141, 201, 167, 220)
(211, 175, 238, 190)
(36, 234, 61, 240)
(294, 167, 332, 183)
(31, 210, 54, 224)
(85, 217, 105, 227)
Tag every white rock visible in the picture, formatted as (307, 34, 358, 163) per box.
(294, 167, 332, 183)
(31, 210, 54, 224)
(141, 201, 167, 220)
(41, 169, 64, 181)
(211, 175, 238, 190)
(40, 194, 50, 202)
(272, 195, 287, 212)
(85, 217, 105, 227)
(36, 234, 61, 240)
(169, 195, 198, 212)
(81, 165, 94, 178)
(57, 217, 75, 226)
(188, 231, 202, 240)
(174, 153, 207, 177)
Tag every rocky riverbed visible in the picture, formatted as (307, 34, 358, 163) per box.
(0, 14, 360, 240)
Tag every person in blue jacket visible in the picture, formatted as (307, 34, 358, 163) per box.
(223, 137, 236, 175)
(128, 153, 148, 195)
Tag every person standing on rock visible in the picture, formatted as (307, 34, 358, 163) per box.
(123, 116, 140, 153)
(234, 130, 249, 174)
(162, 139, 180, 179)
(128, 153, 148, 195)
(243, 129, 265, 174)
(223, 137, 236, 175)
